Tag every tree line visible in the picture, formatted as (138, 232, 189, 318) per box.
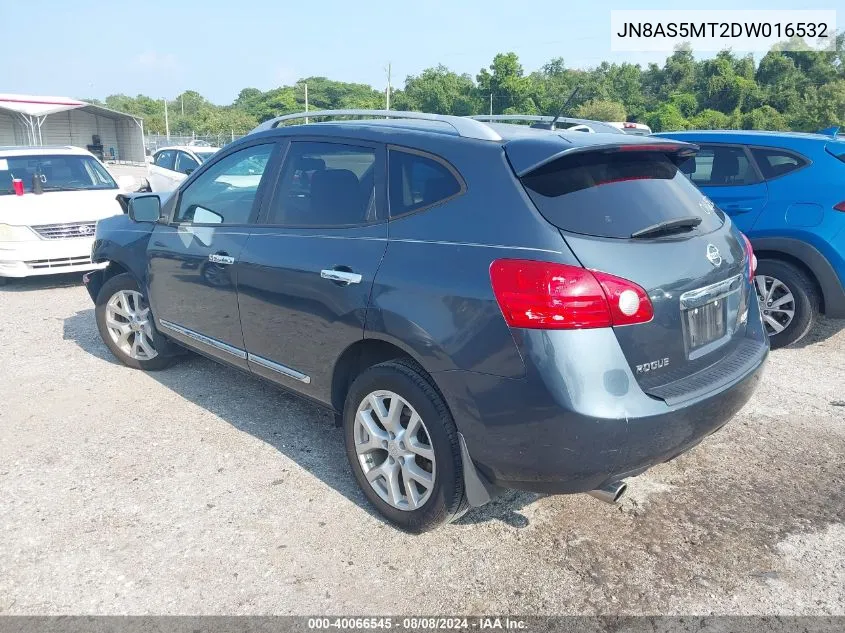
(89, 39, 845, 137)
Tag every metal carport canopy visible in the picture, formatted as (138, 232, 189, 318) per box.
(0, 94, 145, 163)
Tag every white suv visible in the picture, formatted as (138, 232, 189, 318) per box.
(0, 146, 132, 284)
(147, 145, 219, 191)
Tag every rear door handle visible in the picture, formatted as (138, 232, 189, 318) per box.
(320, 269, 362, 284)
(209, 252, 235, 265)
(724, 205, 753, 214)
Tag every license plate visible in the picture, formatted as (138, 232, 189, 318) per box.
(685, 299, 726, 351)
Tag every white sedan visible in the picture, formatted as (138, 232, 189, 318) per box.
(0, 146, 136, 283)
(147, 145, 219, 192)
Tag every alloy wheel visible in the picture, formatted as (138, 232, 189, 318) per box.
(755, 274, 795, 336)
(105, 290, 158, 360)
(354, 390, 436, 511)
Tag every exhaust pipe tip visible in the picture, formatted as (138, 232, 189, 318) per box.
(587, 480, 628, 504)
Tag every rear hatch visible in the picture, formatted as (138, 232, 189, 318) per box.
(509, 140, 760, 401)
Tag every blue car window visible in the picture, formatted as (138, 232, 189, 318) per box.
(750, 148, 808, 180)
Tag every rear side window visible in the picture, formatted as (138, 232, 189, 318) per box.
(521, 151, 724, 239)
(155, 150, 175, 170)
(388, 150, 462, 217)
(680, 146, 759, 186)
(750, 148, 809, 180)
(267, 141, 377, 227)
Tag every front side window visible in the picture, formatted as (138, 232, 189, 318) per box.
(175, 151, 200, 175)
(388, 150, 462, 217)
(750, 148, 809, 180)
(154, 150, 175, 170)
(0, 154, 117, 194)
(174, 144, 274, 225)
(680, 146, 759, 186)
(266, 141, 377, 227)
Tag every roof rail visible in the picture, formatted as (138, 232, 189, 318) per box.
(251, 109, 502, 141)
(468, 114, 623, 135)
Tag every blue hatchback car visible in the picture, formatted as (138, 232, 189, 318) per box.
(657, 129, 845, 348)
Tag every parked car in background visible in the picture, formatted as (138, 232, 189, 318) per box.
(0, 145, 133, 284)
(84, 110, 767, 531)
(658, 129, 845, 348)
(608, 121, 652, 136)
(147, 145, 220, 191)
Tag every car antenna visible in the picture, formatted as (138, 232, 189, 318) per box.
(531, 87, 580, 131)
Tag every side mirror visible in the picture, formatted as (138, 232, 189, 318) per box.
(128, 195, 162, 223)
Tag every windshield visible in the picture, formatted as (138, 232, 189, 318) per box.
(0, 154, 117, 194)
(194, 151, 217, 163)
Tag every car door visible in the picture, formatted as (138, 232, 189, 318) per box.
(146, 141, 280, 368)
(149, 150, 175, 192)
(236, 138, 388, 403)
(174, 151, 201, 187)
(682, 144, 768, 233)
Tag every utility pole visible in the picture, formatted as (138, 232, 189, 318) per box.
(181, 94, 184, 116)
(304, 82, 309, 123)
(385, 62, 391, 111)
(163, 98, 170, 140)
(489, 93, 493, 116)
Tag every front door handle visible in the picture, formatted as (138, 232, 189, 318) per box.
(209, 252, 235, 265)
(320, 268, 362, 284)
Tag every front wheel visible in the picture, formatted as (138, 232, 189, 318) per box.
(343, 359, 466, 532)
(95, 273, 174, 370)
(754, 259, 819, 349)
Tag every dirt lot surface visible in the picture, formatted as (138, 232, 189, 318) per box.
(1, 275, 843, 615)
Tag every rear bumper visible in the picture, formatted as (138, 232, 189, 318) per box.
(435, 327, 768, 495)
(0, 238, 104, 278)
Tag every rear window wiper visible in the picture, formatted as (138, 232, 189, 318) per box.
(631, 216, 702, 239)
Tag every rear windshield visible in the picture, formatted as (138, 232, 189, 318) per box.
(825, 143, 845, 163)
(520, 151, 724, 239)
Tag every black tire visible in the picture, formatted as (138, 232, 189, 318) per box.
(755, 259, 819, 349)
(95, 273, 174, 370)
(343, 358, 466, 532)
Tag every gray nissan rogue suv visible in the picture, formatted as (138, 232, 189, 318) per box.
(83, 110, 768, 531)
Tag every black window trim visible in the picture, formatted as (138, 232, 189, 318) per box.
(386, 144, 467, 219)
(686, 143, 764, 187)
(258, 136, 388, 229)
(747, 145, 812, 182)
(167, 139, 283, 227)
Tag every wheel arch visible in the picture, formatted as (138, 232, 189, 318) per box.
(330, 337, 428, 416)
(751, 237, 845, 317)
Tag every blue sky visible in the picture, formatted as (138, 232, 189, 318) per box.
(0, 0, 834, 104)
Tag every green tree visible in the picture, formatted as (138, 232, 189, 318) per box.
(477, 52, 535, 114)
(690, 109, 731, 129)
(573, 99, 626, 121)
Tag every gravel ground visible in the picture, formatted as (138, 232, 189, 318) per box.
(1, 274, 843, 615)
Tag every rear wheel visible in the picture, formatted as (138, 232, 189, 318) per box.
(754, 259, 818, 349)
(343, 359, 466, 532)
(95, 273, 174, 370)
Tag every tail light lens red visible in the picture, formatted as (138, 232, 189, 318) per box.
(834, 201, 845, 212)
(740, 233, 757, 283)
(489, 259, 653, 330)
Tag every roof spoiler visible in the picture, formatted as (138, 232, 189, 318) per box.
(818, 126, 841, 138)
(511, 141, 698, 177)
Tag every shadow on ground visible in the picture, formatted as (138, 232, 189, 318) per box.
(62, 308, 537, 529)
(1, 273, 83, 293)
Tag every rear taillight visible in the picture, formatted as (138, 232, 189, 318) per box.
(741, 233, 757, 282)
(489, 259, 653, 330)
(834, 201, 845, 212)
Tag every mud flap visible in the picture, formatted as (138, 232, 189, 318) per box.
(459, 432, 499, 507)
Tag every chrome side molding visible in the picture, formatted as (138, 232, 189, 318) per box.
(247, 353, 311, 384)
(158, 319, 247, 359)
